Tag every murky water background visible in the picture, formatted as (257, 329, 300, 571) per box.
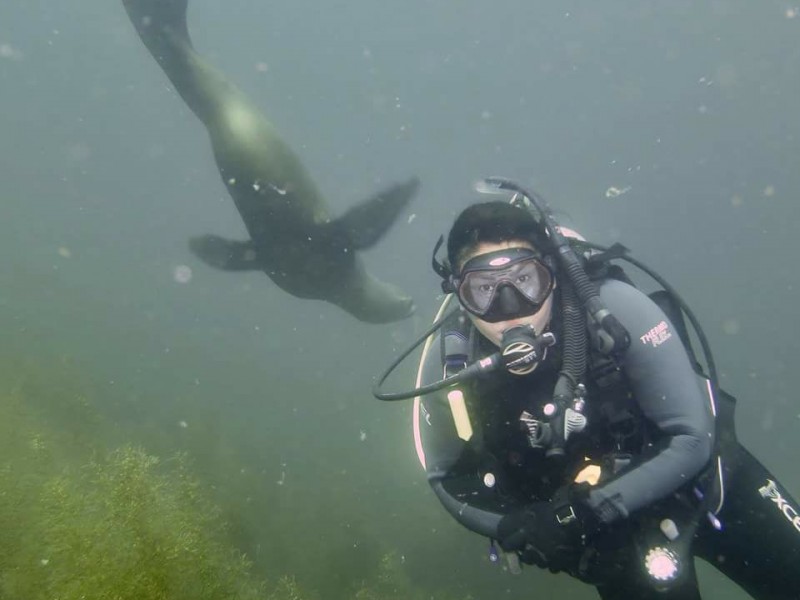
(1, 1, 798, 598)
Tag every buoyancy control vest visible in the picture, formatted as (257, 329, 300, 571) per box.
(436, 259, 730, 517)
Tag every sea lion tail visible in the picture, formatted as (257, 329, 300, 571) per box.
(335, 269, 416, 324)
(330, 176, 420, 251)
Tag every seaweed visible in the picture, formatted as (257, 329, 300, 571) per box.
(0, 358, 465, 600)
(0, 380, 269, 599)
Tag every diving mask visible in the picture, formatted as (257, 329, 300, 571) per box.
(453, 247, 554, 323)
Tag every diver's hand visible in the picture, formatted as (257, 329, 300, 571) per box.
(497, 486, 597, 572)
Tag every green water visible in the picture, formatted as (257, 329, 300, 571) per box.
(1, 1, 798, 598)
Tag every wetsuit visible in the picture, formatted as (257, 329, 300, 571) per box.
(416, 279, 800, 599)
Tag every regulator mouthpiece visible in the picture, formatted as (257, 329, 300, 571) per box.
(500, 326, 556, 375)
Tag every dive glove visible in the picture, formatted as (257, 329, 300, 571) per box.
(497, 485, 597, 572)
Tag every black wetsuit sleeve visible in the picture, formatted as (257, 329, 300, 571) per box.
(584, 280, 714, 524)
(416, 335, 506, 539)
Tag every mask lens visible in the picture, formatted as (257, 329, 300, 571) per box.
(457, 251, 553, 317)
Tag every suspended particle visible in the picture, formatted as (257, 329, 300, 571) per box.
(0, 43, 23, 60)
(605, 186, 631, 198)
(173, 264, 193, 284)
(722, 319, 740, 335)
(268, 182, 287, 195)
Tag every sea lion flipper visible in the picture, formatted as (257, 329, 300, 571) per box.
(189, 234, 261, 271)
(330, 177, 420, 250)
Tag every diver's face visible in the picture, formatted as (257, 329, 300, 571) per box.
(457, 240, 555, 348)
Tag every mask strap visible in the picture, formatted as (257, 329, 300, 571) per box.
(431, 235, 456, 293)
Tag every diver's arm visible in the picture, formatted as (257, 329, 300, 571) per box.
(583, 280, 714, 524)
(416, 336, 509, 539)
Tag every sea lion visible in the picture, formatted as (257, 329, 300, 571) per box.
(122, 0, 418, 323)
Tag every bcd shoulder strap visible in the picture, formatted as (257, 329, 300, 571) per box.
(440, 309, 473, 377)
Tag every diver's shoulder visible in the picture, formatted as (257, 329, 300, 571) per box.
(597, 277, 645, 299)
(595, 277, 657, 318)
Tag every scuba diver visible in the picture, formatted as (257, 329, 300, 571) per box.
(374, 178, 800, 599)
(121, 0, 418, 323)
